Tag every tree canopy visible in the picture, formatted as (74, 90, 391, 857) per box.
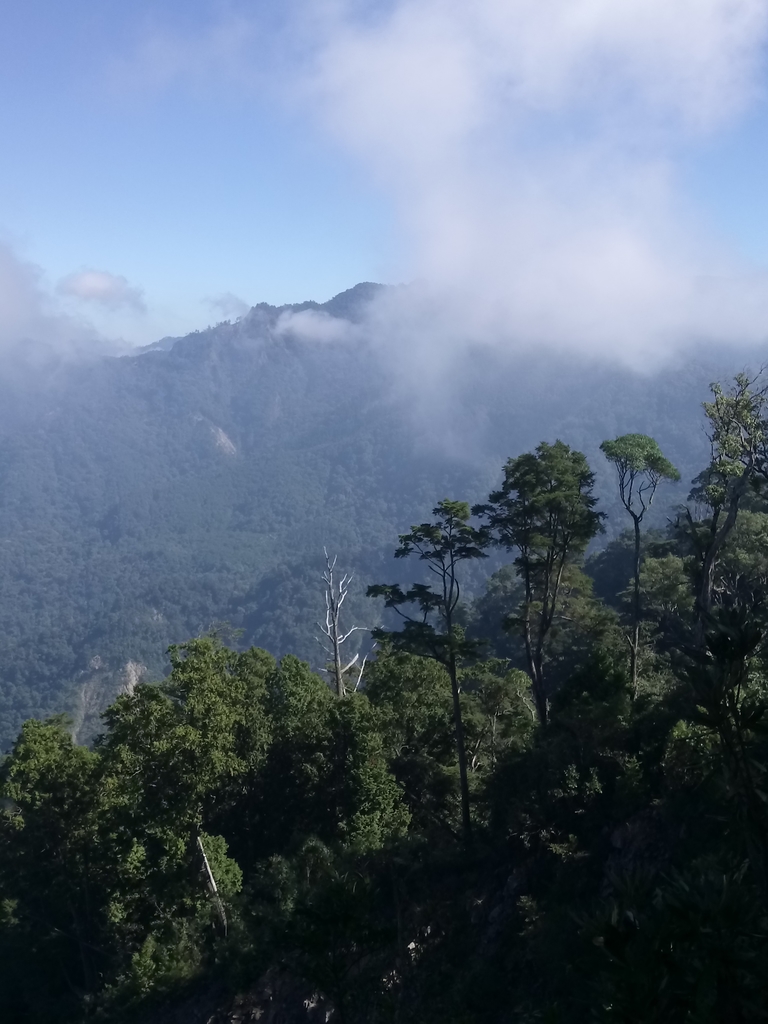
(5, 375, 768, 1023)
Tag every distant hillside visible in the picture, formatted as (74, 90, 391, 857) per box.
(0, 283, 757, 748)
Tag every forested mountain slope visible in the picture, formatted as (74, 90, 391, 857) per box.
(0, 282, 754, 747)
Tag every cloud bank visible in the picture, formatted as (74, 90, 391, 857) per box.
(274, 306, 361, 344)
(293, 0, 768, 364)
(0, 243, 103, 362)
(58, 268, 146, 312)
(207, 292, 251, 321)
(0, 246, 149, 373)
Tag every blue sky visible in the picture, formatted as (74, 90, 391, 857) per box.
(0, 1, 401, 343)
(2, 0, 768, 354)
(681, 112, 768, 265)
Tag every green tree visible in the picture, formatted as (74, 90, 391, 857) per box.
(101, 637, 273, 838)
(460, 659, 536, 772)
(600, 433, 679, 696)
(364, 648, 458, 834)
(685, 374, 768, 627)
(683, 606, 768, 885)
(0, 717, 104, 1016)
(367, 499, 487, 843)
(476, 441, 604, 724)
(249, 654, 408, 860)
(639, 553, 694, 624)
(95, 637, 269, 965)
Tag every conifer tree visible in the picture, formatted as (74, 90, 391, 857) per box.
(368, 499, 487, 843)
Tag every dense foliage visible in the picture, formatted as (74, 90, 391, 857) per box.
(4, 372, 768, 1021)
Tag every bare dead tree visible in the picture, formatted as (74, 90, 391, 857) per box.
(316, 549, 370, 696)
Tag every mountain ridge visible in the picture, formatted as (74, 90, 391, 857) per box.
(0, 283, 762, 748)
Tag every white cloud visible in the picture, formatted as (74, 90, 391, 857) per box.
(58, 269, 146, 312)
(274, 307, 360, 344)
(110, 1, 768, 364)
(306, 0, 767, 165)
(207, 292, 251, 320)
(296, 0, 768, 363)
(0, 242, 104, 361)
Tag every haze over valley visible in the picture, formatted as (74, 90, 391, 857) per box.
(0, 278, 746, 749)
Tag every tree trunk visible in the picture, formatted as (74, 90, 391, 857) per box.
(448, 652, 472, 844)
(696, 464, 752, 635)
(522, 611, 548, 725)
(630, 514, 641, 699)
(531, 654, 548, 726)
(332, 631, 345, 697)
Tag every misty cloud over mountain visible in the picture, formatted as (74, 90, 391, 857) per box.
(297, 0, 768, 362)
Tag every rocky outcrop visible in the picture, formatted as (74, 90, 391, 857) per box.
(71, 658, 148, 744)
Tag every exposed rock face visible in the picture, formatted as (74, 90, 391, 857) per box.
(122, 659, 146, 696)
(71, 658, 148, 744)
(211, 425, 237, 456)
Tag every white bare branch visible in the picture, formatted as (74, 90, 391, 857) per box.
(318, 549, 371, 697)
(198, 834, 227, 935)
(354, 644, 376, 692)
(342, 653, 359, 674)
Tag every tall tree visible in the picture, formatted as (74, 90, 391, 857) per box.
(684, 374, 768, 628)
(476, 441, 603, 724)
(367, 499, 487, 843)
(600, 433, 679, 696)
